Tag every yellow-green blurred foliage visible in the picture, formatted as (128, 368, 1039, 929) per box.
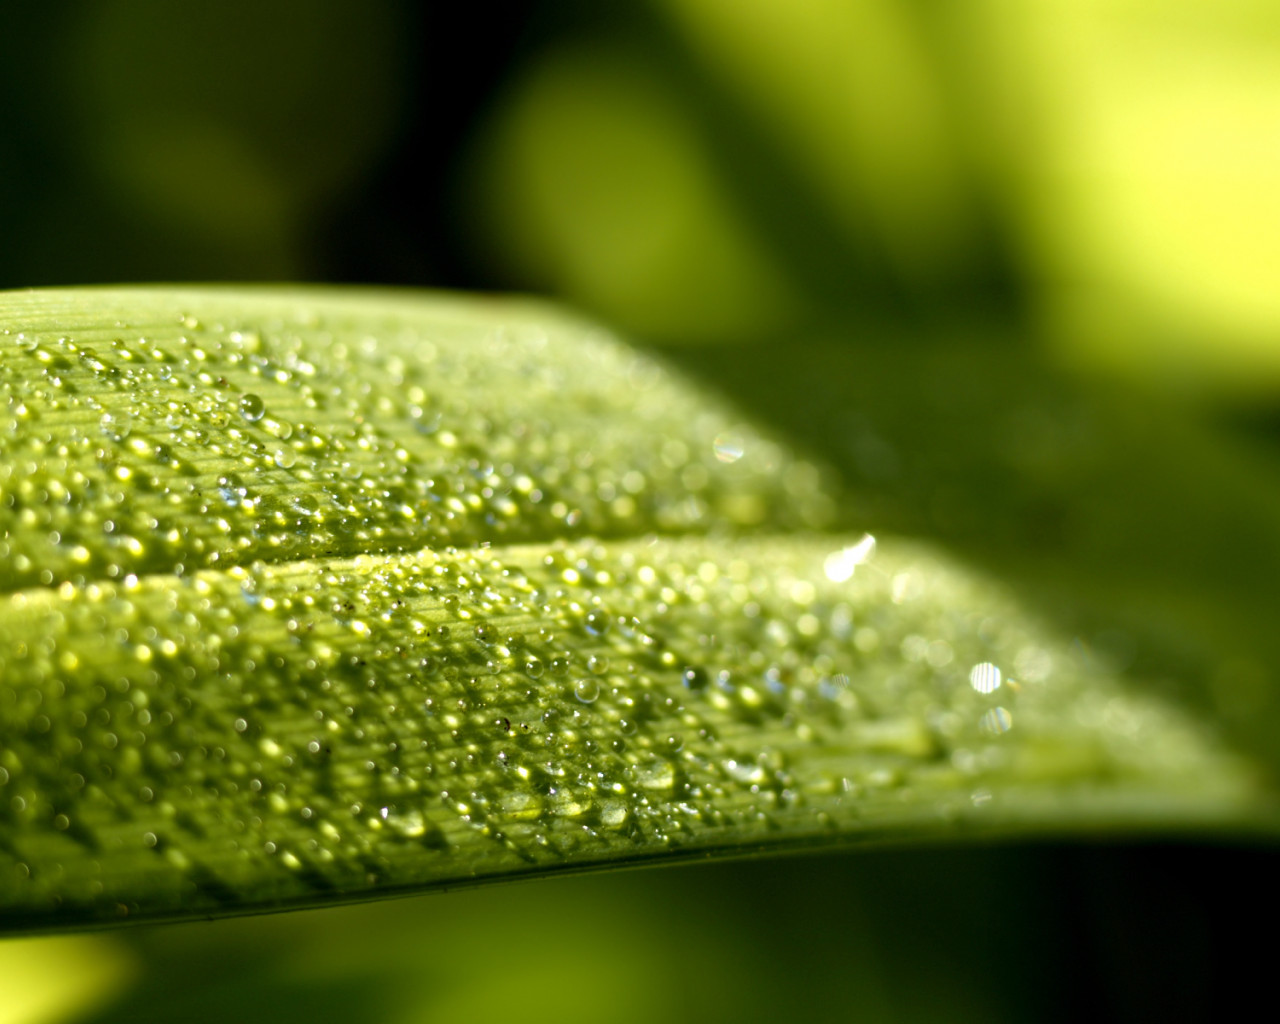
(467, 40, 804, 341)
(465, 0, 1280, 400)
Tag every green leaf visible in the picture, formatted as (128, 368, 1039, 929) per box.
(0, 287, 1270, 933)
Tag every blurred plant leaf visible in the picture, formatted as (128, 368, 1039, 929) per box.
(653, 0, 978, 287)
(463, 39, 806, 342)
(0, 288, 1272, 934)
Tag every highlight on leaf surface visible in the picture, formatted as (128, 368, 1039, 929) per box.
(0, 287, 1267, 933)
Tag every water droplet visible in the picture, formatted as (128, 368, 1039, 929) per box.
(712, 431, 745, 463)
(385, 808, 427, 838)
(682, 666, 708, 690)
(573, 678, 600, 704)
(499, 792, 543, 820)
(549, 787, 593, 818)
(584, 609, 610, 636)
(628, 756, 675, 792)
(599, 800, 629, 828)
(239, 393, 266, 422)
(969, 662, 1003, 694)
(725, 758, 766, 785)
(99, 411, 132, 441)
(1014, 646, 1053, 683)
(978, 707, 1013, 736)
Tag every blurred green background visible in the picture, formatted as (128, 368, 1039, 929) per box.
(3, 1, 1280, 1020)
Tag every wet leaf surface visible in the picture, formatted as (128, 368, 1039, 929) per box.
(0, 288, 1272, 933)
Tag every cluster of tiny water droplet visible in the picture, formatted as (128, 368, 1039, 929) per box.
(0, 524, 1229, 922)
(0, 294, 834, 595)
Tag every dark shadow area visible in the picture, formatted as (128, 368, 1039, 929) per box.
(63, 839, 1276, 1024)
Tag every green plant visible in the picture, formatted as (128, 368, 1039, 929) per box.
(2, 286, 1274, 944)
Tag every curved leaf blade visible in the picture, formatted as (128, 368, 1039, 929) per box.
(0, 287, 832, 592)
(0, 288, 1270, 932)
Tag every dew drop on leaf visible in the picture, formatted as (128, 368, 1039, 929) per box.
(239, 393, 266, 422)
(969, 662, 1003, 694)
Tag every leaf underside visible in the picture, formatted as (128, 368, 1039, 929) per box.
(0, 287, 1267, 933)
